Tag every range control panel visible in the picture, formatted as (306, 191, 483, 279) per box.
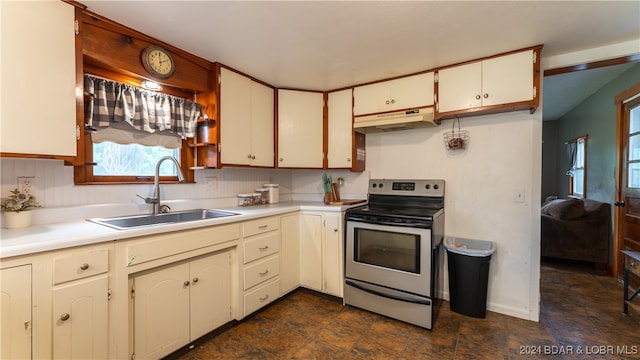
(368, 179, 445, 197)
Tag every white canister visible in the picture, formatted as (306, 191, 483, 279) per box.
(263, 183, 279, 204)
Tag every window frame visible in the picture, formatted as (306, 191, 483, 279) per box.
(568, 135, 587, 198)
(75, 65, 195, 185)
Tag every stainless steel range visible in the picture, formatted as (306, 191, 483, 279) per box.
(344, 179, 444, 329)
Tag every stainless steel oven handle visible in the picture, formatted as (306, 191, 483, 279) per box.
(345, 280, 431, 305)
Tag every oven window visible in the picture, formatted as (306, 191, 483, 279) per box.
(354, 228, 420, 273)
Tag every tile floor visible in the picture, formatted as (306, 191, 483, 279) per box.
(172, 260, 640, 360)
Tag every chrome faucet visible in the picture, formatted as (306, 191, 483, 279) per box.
(139, 156, 186, 214)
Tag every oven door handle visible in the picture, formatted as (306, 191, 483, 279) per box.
(346, 280, 431, 305)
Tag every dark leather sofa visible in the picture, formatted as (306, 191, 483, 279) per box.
(541, 198, 610, 268)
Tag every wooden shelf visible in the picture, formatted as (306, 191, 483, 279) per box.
(188, 142, 216, 148)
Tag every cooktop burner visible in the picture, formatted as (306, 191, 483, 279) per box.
(345, 179, 445, 223)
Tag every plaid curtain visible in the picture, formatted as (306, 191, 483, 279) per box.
(84, 74, 200, 139)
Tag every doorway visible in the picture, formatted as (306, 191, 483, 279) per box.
(541, 56, 640, 277)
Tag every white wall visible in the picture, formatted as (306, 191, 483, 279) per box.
(365, 111, 543, 321)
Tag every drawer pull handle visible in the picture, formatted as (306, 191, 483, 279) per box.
(259, 270, 269, 276)
(259, 246, 269, 251)
(258, 225, 268, 229)
(183, 281, 190, 286)
(259, 294, 269, 302)
(80, 263, 89, 270)
(192, 277, 199, 284)
(60, 313, 70, 321)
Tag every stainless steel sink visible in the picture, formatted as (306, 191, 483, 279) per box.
(89, 209, 239, 230)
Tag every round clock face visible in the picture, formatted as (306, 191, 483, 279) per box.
(141, 45, 175, 79)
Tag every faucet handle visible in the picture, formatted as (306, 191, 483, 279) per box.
(136, 194, 157, 204)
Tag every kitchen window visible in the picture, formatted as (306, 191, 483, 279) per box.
(76, 73, 200, 184)
(567, 135, 587, 198)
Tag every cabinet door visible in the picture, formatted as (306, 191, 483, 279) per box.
(52, 275, 108, 360)
(1, 1, 76, 156)
(353, 81, 390, 116)
(322, 214, 343, 297)
(189, 252, 232, 340)
(1, 265, 32, 360)
(277, 90, 324, 168)
(280, 214, 300, 294)
(437, 62, 483, 113)
(298, 213, 323, 291)
(327, 89, 353, 168)
(220, 68, 252, 165)
(388, 72, 434, 111)
(482, 50, 534, 106)
(250, 81, 275, 167)
(134, 263, 190, 360)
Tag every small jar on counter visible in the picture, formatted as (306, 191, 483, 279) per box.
(255, 188, 270, 204)
(237, 194, 255, 207)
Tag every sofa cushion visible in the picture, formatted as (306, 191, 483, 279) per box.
(541, 198, 586, 220)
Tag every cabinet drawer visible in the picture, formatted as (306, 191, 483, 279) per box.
(243, 231, 280, 264)
(625, 254, 640, 278)
(244, 278, 279, 316)
(53, 249, 109, 284)
(243, 256, 280, 290)
(243, 216, 279, 237)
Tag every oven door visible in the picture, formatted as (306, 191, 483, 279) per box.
(345, 219, 432, 297)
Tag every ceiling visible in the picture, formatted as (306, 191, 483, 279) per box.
(81, 1, 640, 120)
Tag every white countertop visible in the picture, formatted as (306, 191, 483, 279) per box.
(0, 201, 361, 259)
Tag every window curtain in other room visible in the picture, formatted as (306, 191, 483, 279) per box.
(566, 141, 577, 176)
(84, 74, 200, 146)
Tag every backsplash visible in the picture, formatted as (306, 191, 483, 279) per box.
(0, 158, 369, 209)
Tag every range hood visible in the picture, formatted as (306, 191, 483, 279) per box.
(353, 107, 439, 134)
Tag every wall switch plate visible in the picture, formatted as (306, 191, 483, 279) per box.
(18, 176, 35, 194)
(514, 189, 526, 203)
(205, 176, 217, 191)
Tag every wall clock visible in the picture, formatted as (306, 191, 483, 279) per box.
(141, 45, 175, 79)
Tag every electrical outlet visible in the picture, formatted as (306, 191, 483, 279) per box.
(18, 176, 35, 194)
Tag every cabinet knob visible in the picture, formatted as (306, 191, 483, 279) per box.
(385, 100, 390, 105)
(259, 294, 269, 302)
(60, 313, 70, 321)
(483, 93, 489, 99)
(347, 158, 351, 162)
(475, 94, 481, 100)
(251, 155, 256, 160)
(183, 281, 190, 286)
(333, 228, 339, 232)
(259, 245, 269, 251)
(279, 158, 283, 162)
(259, 270, 269, 276)
(390, 99, 395, 104)
(79, 263, 89, 270)
(192, 277, 199, 284)
(247, 154, 252, 159)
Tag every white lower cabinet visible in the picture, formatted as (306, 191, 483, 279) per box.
(298, 211, 344, 297)
(52, 276, 109, 360)
(241, 216, 281, 316)
(133, 250, 232, 359)
(51, 246, 111, 360)
(280, 214, 301, 294)
(1, 264, 32, 360)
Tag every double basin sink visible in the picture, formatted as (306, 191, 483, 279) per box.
(89, 209, 239, 230)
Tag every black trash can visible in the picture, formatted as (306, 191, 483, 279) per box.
(444, 237, 496, 318)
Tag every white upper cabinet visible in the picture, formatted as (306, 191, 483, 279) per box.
(327, 89, 353, 168)
(437, 49, 535, 113)
(277, 90, 324, 168)
(219, 68, 274, 167)
(353, 72, 434, 116)
(1, 1, 76, 156)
